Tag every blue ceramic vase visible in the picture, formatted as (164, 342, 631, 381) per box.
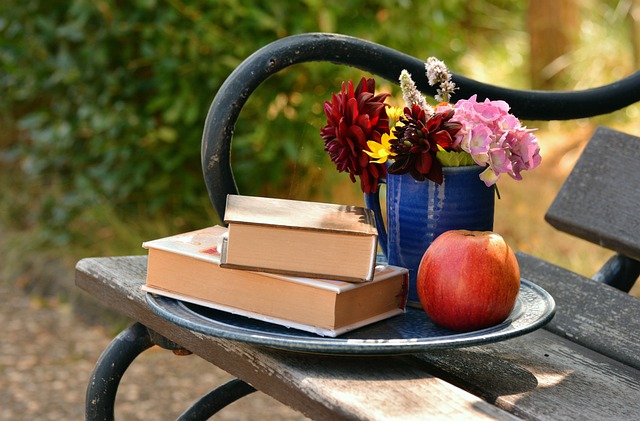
(365, 165, 495, 305)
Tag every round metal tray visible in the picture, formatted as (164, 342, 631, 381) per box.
(146, 278, 555, 355)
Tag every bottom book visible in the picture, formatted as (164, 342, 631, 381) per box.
(142, 225, 409, 337)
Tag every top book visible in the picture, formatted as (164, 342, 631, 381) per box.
(221, 195, 379, 282)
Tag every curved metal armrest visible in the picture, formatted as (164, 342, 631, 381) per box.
(202, 32, 640, 220)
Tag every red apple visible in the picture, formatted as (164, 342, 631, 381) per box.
(416, 230, 520, 332)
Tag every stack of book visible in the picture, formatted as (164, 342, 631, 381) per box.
(142, 195, 409, 337)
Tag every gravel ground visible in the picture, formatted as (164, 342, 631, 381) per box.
(0, 282, 309, 420)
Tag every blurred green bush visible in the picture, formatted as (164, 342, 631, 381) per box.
(0, 0, 526, 245)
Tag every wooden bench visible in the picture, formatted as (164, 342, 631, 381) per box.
(78, 33, 640, 420)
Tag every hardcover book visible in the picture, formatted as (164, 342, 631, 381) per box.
(142, 226, 408, 337)
(221, 195, 379, 282)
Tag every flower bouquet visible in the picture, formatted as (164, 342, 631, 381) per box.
(320, 57, 542, 194)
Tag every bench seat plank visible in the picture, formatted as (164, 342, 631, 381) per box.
(517, 252, 640, 370)
(76, 255, 640, 420)
(545, 126, 640, 261)
(415, 328, 640, 420)
(75, 256, 518, 420)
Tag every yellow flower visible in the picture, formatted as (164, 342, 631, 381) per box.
(365, 133, 397, 164)
(387, 106, 405, 128)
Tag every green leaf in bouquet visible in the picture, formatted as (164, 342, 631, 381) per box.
(436, 147, 476, 167)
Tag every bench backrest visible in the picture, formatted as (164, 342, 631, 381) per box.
(201, 33, 640, 221)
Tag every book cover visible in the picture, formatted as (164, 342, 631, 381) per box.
(224, 194, 378, 234)
(142, 226, 408, 337)
(221, 195, 379, 282)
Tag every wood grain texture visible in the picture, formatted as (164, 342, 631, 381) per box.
(545, 126, 640, 260)
(75, 256, 518, 420)
(517, 252, 640, 370)
(414, 328, 640, 420)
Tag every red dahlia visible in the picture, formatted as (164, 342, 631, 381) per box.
(388, 105, 462, 184)
(321, 77, 390, 194)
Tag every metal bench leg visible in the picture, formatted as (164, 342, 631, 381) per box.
(86, 322, 256, 421)
(177, 378, 256, 421)
(86, 322, 155, 421)
(592, 253, 640, 292)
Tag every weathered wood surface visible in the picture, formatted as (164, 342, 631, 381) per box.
(517, 252, 640, 370)
(76, 255, 640, 420)
(416, 329, 640, 420)
(545, 126, 640, 261)
(76, 256, 518, 420)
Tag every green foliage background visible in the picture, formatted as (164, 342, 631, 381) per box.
(0, 0, 529, 248)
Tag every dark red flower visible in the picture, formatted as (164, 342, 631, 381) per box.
(321, 77, 390, 194)
(388, 105, 462, 184)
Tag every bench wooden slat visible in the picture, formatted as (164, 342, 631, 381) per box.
(75, 256, 519, 420)
(76, 255, 640, 420)
(415, 328, 640, 420)
(517, 251, 640, 370)
(545, 126, 640, 261)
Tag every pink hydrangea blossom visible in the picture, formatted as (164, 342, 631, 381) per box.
(452, 95, 542, 186)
